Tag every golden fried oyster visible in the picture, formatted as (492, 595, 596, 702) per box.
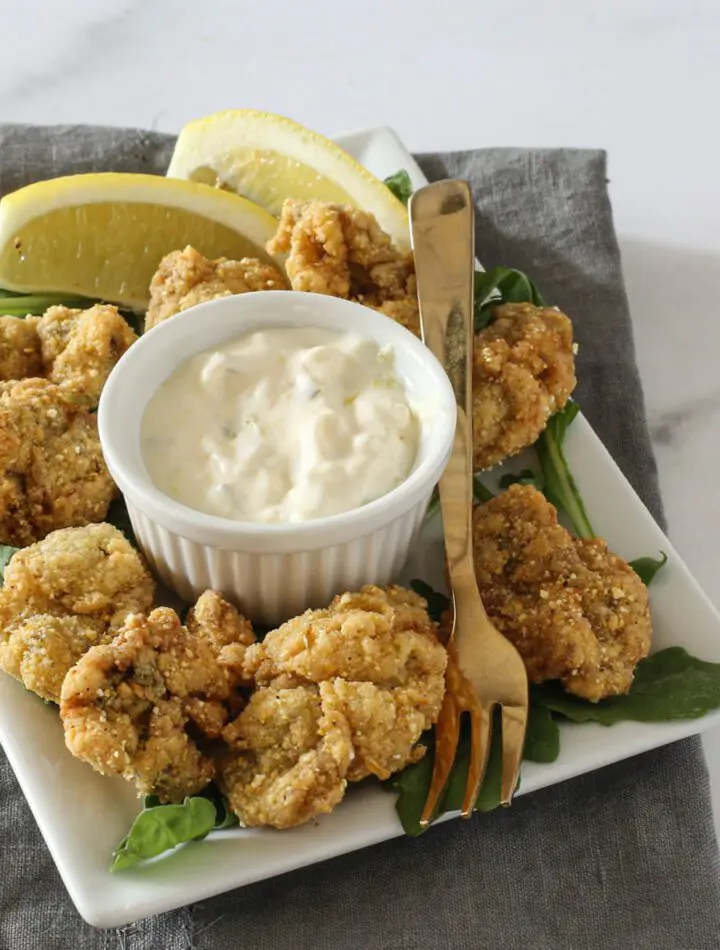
(244, 585, 447, 783)
(220, 685, 353, 830)
(267, 200, 419, 334)
(60, 600, 255, 802)
(146, 245, 286, 331)
(35, 304, 137, 404)
(0, 379, 116, 545)
(187, 589, 256, 691)
(0, 524, 155, 702)
(472, 484, 651, 701)
(0, 315, 44, 380)
(473, 302, 576, 470)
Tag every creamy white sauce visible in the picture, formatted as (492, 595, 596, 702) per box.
(141, 326, 419, 523)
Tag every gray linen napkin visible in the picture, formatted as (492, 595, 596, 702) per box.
(0, 125, 718, 950)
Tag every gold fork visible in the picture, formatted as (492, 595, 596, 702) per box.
(409, 179, 529, 825)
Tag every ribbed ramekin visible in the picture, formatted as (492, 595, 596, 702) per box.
(98, 291, 456, 625)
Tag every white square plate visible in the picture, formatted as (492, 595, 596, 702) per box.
(2, 126, 720, 929)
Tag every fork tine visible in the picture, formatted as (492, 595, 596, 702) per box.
(420, 687, 460, 827)
(500, 704, 528, 805)
(461, 704, 492, 817)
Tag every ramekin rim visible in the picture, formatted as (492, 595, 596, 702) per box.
(98, 291, 456, 547)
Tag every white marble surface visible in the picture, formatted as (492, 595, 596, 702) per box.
(1, 0, 719, 825)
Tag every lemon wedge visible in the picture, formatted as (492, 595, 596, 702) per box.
(167, 110, 410, 250)
(0, 173, 283, 310)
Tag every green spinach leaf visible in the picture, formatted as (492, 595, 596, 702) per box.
(383, 169, 413, 206)
(535, 400, 595, 540)
(523, 703, 561, 763)
(532, 647, 720, 725)
(410, 579, 449, 624)
(473, 477, 495, 504)
(629, 552, 668, 586)
(499, 469, 546, 493)
(0, 292, 95, 316)
(387, 717, 504, 837)
(111, 796, 218, 871)
(111, 785, 238, 871)
(473, 267, 548, 332)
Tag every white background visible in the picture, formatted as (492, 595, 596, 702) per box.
(1, 0, 719, 826)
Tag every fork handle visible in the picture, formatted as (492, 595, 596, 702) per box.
(410, 180, 476, 585)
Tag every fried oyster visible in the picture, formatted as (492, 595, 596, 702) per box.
(267, 199, 420, 334)
(145, 245, 286, 331)
(0, 305, 137, 405)
(60, 597, 256, 802)
(220, 685, 353, 830)
(219, 585, 447, 829)
(35, 304, 137, 404)
(0, 379, 116, 545)
(0, 523, 155, 703)
(472, 484, 651, 701)
(472, 302, 576, 470)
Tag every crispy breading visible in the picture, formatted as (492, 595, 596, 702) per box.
(186, 589, 256, 690)
(220, 685, 353, 829)
(472, 484, 651, 701)
(0, 614, 108, 703)
(145, 246, 286, 331)
(267, 200, 419, 335)
(60, 608, 228, 801)
(0, 524, 155, 702)
(244, 585, 447, 782)
(0, 523, 155, 627)
(36, 304, 137, 404)
(0, 379, 116, 545)
(0, 315, 43, 380)
(473, 303, 576, 470)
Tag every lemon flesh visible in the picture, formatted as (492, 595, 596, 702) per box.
(0, 173, 282, 310)
(168, 110, 409, 250)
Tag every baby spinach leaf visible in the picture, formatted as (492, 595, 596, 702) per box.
(0, 292, 94, 316)
(112, 786, 238, 871)
(111, 796, 217, 871)
(199, 784, 239, 830)
(535, 400, 595, 540)
(0, 544, 19, 583)
(473, 267, 548, 332)
(523, 703, 561, 763)
(410, 579, 450, 624)
(441, 715, 504, 814)
(387, 717, 504, 837)
(629, 552, 668, 586)
(499, 469, 546, 493)
(532, 648, 720, 726)
(384, 169, 413, 206)
(389, 737, 435, 836)
(473, 477, 495, 504)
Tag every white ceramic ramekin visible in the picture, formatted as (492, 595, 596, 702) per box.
(98, 291, 456, 625)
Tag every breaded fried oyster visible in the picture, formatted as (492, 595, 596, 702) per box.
(220, 685, 353, 830)
(244, 585, 447, 782)
(0, 315, 44, 380)
(0, 524, 155, 703)
(473, 303, 576, 470)
(0, 305, 136, 405)
(0, 379, 116, 545)
(267, 200, 419, 334)
(146, 245, 286, 331)
(60, 599, 255, 801)
(35, 304, 137, 404)
(472, 484, 651, 701)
